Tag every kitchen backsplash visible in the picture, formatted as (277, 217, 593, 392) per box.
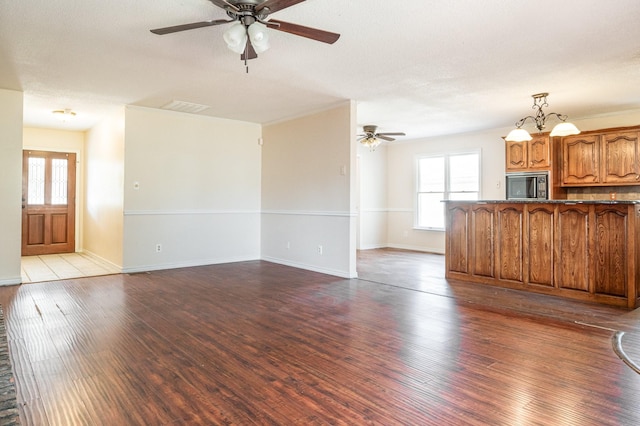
(566, 186, 640, 200)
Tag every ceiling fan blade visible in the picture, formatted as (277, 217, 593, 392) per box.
(256, 0, 306, 14)
(376, 135, 396, 142)
(267, 19, 340, 44)
(208, 0, 240, 12)
(150, 19, 231, 35)
(241, 39, 258, 61)
(376, 132, 406, 137)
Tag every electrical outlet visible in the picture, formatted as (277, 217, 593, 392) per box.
(155, 244, 162, 253)
(317, 245, 323, 255)
(286, 241, 290, 250)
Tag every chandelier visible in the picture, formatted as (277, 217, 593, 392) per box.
(505, 93, 580, 142)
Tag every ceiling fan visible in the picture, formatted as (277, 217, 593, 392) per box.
(357, 125, 406, 151)
(150, 0, 340, 66)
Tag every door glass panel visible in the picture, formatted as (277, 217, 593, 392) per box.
(51, 158, 68, 205)
(28, 157, 45, 205)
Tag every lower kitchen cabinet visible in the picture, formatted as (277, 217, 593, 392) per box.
(445, 201, 640, 308)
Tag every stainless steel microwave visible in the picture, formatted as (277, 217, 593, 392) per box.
(505, 172, 549, 200)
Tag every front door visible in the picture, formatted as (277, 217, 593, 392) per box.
(22, 150, 76, 256)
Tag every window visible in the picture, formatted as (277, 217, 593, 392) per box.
(417, 152, 480, 229)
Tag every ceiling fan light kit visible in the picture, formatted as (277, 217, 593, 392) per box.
(357, 125, 406, 151)
(150, 0, 340, 71)
(505, 93, 580, 142)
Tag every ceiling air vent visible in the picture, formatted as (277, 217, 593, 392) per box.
(161, 100, 211, 114)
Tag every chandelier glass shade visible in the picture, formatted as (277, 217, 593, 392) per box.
(505, 93, 580, 142)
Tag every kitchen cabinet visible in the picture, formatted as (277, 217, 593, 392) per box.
(561, 134, 600, 185)
(505, 134, 551, 172)
(601, 131, 640, 184)
(561, 127, 640, 186)
(445, 200, 640, 308)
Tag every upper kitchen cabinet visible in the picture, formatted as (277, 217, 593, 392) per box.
(561, 126, 640, 186)
(601, 131, 640, 184)
(505, 134, 551, 172)
(561, 134, 600, 185)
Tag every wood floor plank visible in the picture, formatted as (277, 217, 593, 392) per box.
(0, 251, 640, 424)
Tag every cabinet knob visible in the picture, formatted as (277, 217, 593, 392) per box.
(636, 175, 639, 180)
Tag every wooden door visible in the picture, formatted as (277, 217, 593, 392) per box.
(22, 150, 76, 256)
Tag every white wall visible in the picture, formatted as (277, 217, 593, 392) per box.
(122, 106, 262, 273)
(385, 128, 506, 254)
(84, 109, 125, 268)
(261, 102, 357, 278)
(358, 143, 388, 250)
(0, 89, 23, 285)
(23, 127, 85, 251)
(359, 109, 640, 255)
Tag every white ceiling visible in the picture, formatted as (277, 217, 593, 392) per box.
(1, 0, 640, 140)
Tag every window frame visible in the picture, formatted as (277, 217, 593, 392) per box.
(415, 150, 481, 231)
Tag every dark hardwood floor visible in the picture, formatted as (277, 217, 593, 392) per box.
(0, 249, 639, 425)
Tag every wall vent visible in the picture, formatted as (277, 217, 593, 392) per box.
(161, 100, 211, 114)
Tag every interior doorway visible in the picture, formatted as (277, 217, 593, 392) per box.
(22, 150, 76, 256)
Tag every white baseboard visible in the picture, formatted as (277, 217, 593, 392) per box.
(261, 256, 356, 279)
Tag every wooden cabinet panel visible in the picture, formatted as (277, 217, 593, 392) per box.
(447, 205, 469, 274)
(593, 206, 628, 297)
(505, 135, 550, 172)
(601, 132, 640, 184)
(526, 205, 554, 286)
(471, 205, 495, 278)
(497, 205, 523, 282)
(562, 135, 600, 185)
(505, 141, 527, 171)
(556, 206, 589, 292)
(528, 135, 551, 170)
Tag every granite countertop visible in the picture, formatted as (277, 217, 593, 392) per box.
(444, 199, 640, 204)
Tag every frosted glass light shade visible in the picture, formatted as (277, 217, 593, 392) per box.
(248, 22, 269, 53)
(550, 121, 580, 137)
(505, 128, 532, 142)
(223, 23, 248, 54)
(360, 136, 381, 151)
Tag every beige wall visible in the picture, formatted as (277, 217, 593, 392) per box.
(0, 89, 23, 285)
(261, 102, 357, 278)
(357, 143, 388, 249)
(23, 127, 85, 251)
(84, 109, 125, 268)
(122, 106, 262, 272)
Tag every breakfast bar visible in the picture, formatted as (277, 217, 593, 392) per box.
(445, 200, 640, 308)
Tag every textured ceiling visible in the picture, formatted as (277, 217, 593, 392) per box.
(1, 0, 640, 140)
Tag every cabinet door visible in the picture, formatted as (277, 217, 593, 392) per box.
(593, 205, 628, 297)
(601, 131, 640, 184)
(562, 135, 600, 185)
(446, 204, 470, 274)
(527, 135, 551, 170)
(526, 205, 554, 287)
(555, 205, 590, 291)
(470, 205, 495, 278)
(505, 141, 528, 171)
(497, 204, 524, 282)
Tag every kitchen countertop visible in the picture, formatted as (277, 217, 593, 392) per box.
(443, 199, 640, 204)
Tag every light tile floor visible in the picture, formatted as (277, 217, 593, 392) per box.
(21, 252, 121, 283)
